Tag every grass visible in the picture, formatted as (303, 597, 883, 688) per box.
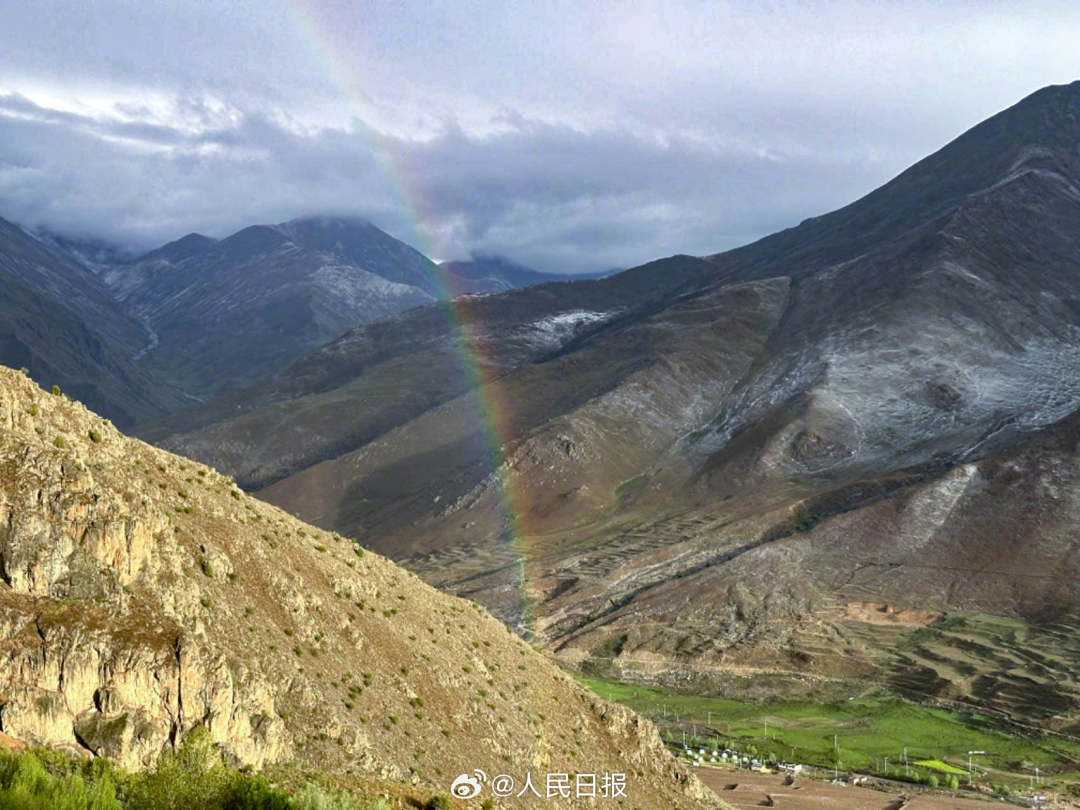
(913, 758, 968, 775)
(578, 675, 1080, 788)
(0, 730, 401, 809)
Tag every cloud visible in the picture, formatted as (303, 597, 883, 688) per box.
(0, 89, 893, 272)
(1, 1, 1079, 272)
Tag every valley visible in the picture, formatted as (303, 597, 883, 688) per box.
(5, 71, 1080, 808)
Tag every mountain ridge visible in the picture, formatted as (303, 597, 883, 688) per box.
(146, 82, 1080, 728)
(0, 216, 185, 426)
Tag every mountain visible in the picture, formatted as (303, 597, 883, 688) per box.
(149, 82, 1080, 728)
(137, 252, 719, 479)
(1, 213, 612, 426)
(31, 229, 138, 274)
(0, 216, 181, 427)
(99, 216, 440, 401)
(0, 363, 718, 809)
(439, 256, 610, 294)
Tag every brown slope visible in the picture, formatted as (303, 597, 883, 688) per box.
(548, 406, 1080, 731)
(256, 277, 790, 623)
(0, 364, 719, 809)
(142, 253, 722, 488)
(146, 82, 1080, 730)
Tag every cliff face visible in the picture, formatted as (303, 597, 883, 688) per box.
(0, 365, 718, 809)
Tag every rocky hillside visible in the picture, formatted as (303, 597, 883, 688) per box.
(99, 217, 439, 400)
(0, 364, 718, 809)
(148, 82, 1080, 728)
(0, 217, 182, 427)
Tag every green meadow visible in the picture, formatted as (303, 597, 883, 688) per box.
(578, 676, 1080, 789)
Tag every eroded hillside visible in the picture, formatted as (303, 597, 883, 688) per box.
(0, 365, 718, 809)
(147, 83, 1080, 730)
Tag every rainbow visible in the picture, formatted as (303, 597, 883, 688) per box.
(287, 1, 534, 627)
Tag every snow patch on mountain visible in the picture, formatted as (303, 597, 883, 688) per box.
(311, 263, 435, 309)
(518, 309, 618, 349)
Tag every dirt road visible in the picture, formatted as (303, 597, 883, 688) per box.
(695, 767, 1014, 810)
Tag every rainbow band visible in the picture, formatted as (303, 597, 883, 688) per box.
(289, 0, 532, 628)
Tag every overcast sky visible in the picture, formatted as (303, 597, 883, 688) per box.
(1, 1, 1078, 273)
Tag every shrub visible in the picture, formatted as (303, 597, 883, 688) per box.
(51, 385, 61, 396)
(225, 775, 292, 810)
(201, 559, 214, 578)
(0, 749, 121, 810)
(290, 782, 357, 810)
(425, 796, 451, 810)
(947, 775, 959, 790)
(88, 429, 102, 443)
(123, 727, 294, 810)
(926, 774, 938, 788)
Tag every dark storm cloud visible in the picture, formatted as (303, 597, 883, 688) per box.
(1, 0, 1079, 272)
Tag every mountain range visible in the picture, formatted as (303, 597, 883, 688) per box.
(0, 217, 183, 427)
(146, 82, 1080, 733)
(5, 80, 1080, 754)
(439, 256, 612, 294)
(0, 214, 594, 413)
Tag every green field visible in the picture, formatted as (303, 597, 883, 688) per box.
(913, 759, 968, 775)
(578, 675, 1080, 789)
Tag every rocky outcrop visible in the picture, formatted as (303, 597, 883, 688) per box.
(0, 365, 719, 808)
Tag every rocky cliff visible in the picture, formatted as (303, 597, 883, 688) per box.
(0, 365, 718, 809)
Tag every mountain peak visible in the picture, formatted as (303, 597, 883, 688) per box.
(280, 214, 376, 230)
(713, 80, 1080, 281)
(136, 232, 217, 264)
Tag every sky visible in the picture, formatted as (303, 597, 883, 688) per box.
(1, 1, 1079, 273)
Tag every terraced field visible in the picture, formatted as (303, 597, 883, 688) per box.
(881, 613, 1080, 730)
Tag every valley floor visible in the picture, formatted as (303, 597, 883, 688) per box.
(693, 768, 1035, 810)
(580, 676, 1080, 803)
